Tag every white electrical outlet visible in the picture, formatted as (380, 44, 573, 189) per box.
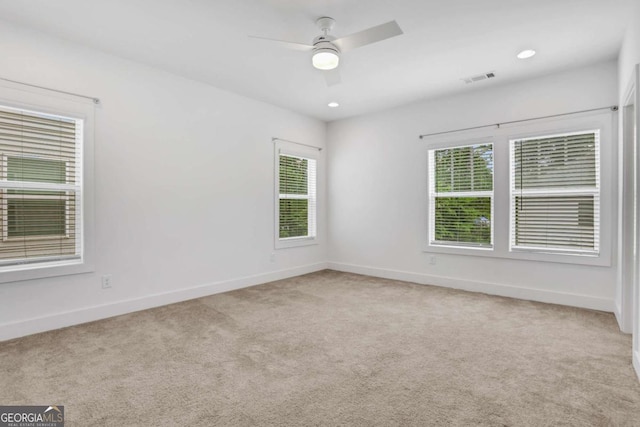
(101, 274, 112, 289)
(270, 253, 276, 263)
(429, 255, 437, 265)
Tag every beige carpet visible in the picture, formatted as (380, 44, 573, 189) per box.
(1, 270, 639, 426)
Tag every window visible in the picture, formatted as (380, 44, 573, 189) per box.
(0, 105, 82, 269)
(428, 143, 494, 248)
(424, 113, 611, 266)
(276, 150, 317, 248)
(510, 130, 600, 254)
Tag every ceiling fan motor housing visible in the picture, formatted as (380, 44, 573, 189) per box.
(312, 17, 340, 68)
(311, 34, 340, 70)
(312, 35, 340, 54)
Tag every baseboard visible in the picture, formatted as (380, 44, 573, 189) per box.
(614, 302, 624, 331)
(0, 262, 328, 342)
(614, 302, 633, 334)
(634, 350, 640, 383)
(328, 262, 614, 313)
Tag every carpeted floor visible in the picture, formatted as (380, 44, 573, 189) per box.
(1, 270, 639, 426)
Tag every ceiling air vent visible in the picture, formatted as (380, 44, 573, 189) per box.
(462, 72, 496, 84)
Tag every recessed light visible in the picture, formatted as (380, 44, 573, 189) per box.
(328, 102, 340, 108)
(517, 49, 536, 59)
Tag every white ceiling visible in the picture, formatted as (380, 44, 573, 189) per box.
(0, 0, 632, 121)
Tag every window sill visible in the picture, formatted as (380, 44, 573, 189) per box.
(0, 258, 93, 284)
(430, 242, 493, 251)
(423, 243, 609, 267)
(275, 236, 318, 249)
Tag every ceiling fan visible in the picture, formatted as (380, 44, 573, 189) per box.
(250, 17, 403, 86)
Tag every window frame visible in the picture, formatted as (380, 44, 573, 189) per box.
(509, 130, 601, 255)
(274, 143, 318, 249)
(0, 82, 94, 283)
(423, 112, 613, 267)
(427, 142, 495, 250)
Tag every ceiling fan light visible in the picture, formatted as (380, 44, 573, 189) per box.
(312, 50, 340, 70)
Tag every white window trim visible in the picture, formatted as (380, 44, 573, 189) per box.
(509, 129, 601, 256)
(274, 143, 318, 249)
(427, 142, 495, 250)
(423, 111, 614, 267)
(0, 82, 95, 283)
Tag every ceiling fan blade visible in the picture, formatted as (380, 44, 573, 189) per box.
(333, 20, 403, 53)
(324, 68, 342, 87)
(248, 35, 313, 52)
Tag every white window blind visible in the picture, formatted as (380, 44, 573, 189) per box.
(428, 143, 493, 248)
(510, 130, 600, 253)
(278, 153, 317, 240)
(0, 105, 82, 267)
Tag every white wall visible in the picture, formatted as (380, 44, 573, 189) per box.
(0, 20, 327, 340)
(327, 61, 618, 311)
